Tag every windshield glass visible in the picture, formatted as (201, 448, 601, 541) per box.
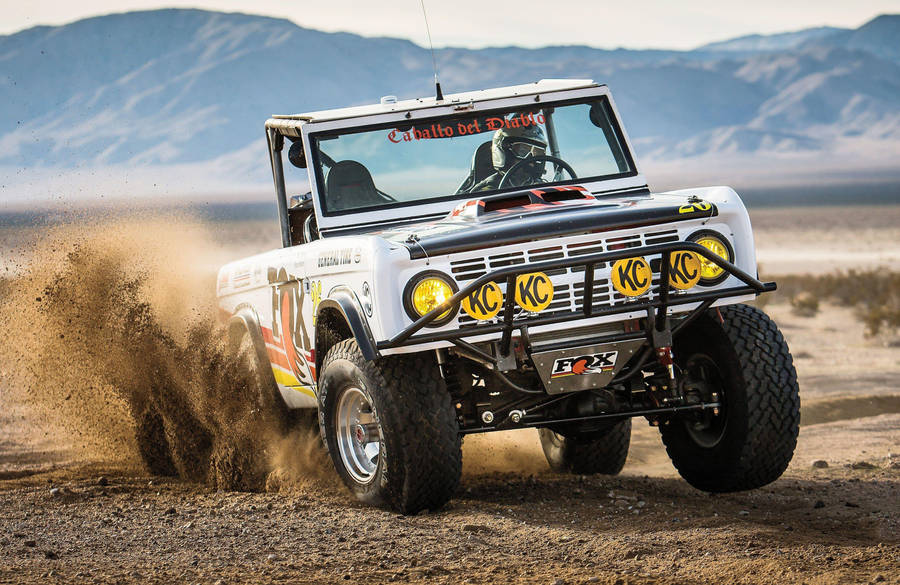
(311, 97, 634, 215)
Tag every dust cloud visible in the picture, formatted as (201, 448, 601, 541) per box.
(0, 214, 329, 491)
(462, 430, 549, 476)
(0, 212, 552, 493)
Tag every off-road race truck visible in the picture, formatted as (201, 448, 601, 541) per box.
(217, 79, 800, 514)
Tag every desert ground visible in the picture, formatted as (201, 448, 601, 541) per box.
(0, 204, 897, 585)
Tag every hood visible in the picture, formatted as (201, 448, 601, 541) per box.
(377, 185, 717, 260)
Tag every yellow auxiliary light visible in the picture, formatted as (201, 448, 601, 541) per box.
(404, 273, 458, 326)
(690, 232, 733, 284)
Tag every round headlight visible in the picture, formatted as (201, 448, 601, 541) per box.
(689, 231, 734, 285)
(403, 272, 458, 326)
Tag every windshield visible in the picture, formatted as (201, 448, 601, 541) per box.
(311, 97, 634, 215)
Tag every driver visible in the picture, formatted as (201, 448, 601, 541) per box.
(473, 124, 548, 191)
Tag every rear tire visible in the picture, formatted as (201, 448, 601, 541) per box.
(538, 419, 631, 475)
(205, 327, 290, 490)
(661, 303, 800, 492)
(318, 339, 461, 514)
(134, 406, 177, 476)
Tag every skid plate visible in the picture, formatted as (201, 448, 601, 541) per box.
(531, 340, 643, 394)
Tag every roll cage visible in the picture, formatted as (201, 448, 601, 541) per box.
(264, 82, 649, 246)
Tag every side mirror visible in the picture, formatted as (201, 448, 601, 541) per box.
(288, 141, 306, 168)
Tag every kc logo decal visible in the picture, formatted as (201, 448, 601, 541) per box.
(611, 257, 652, 297)
(515, 272, 554, 312)
(678, 200, 712, 214)
(461, 281, 503, 320)
(551, 352, 619, 378)
(668, 251, 701, 290)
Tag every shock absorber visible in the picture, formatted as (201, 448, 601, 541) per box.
(655, 345, 676, 388)
(649, 314, 680, 401)
(435, 348, 462, 396)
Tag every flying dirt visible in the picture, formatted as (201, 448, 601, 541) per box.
(0, 215, 328, 491)
(0, 208, 898, 585)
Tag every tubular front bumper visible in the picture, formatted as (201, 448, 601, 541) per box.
(377, 242, 775, 356)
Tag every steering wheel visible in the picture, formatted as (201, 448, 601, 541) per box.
(497, 155, 577, 189)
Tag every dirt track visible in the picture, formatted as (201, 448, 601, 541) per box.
(0, 443, 897, 585)
(1, 210, 899, 584)
(2, 302, 898, 585)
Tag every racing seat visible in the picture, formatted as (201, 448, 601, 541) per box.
(325, 160, 382, 210)
(456, 141, 495, 193)
(471, 141, 494, 184)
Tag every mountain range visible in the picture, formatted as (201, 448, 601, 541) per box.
(1, 10, 898, 200)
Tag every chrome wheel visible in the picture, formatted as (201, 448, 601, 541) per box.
(335, 386, 381, 484)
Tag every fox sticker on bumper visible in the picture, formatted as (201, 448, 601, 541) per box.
(550, 351, 619, 378)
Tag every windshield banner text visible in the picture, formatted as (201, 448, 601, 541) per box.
(388, 112, 546, 143)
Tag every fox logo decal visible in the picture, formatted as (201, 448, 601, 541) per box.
(550, 352, 619, 378)
(269, 268, 314, 386)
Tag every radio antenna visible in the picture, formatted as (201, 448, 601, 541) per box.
(419, 0, 443, 101)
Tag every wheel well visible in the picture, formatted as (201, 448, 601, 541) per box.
(316, 308, 352, 376)
(225, 310, 265, 361)
(226, 318, 248, 352)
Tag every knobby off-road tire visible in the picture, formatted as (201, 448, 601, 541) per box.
(538, 419, 631, 475)
(318, 339, 462, 514)
(661, 303, 800, 492)
(132, 367, 211, 480)
(133, 385, 212, 482)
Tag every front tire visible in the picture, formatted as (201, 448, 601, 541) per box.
(661, 303, 800, 492)
(318, 339, 461, 514)
(538, 419, 631, 475)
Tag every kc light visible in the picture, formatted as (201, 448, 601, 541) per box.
(689, 231, 734, 285)
(403, 272, 458, 326)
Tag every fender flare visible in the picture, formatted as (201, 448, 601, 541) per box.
(317, 286, 379, 362)
(226, 306, 271, 369)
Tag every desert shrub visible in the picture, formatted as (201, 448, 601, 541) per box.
(790, 291, 820, 317)
(764, 269, 900, 335)
(860, 299, 900, 337)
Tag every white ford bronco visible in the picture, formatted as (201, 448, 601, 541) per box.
(217, 80, 800, 514)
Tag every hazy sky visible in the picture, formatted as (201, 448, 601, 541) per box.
(2, 0, 898, 49)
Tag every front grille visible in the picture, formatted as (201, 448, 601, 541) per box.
(451, 228, 679, 326)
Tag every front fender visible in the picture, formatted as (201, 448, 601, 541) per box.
(317, 286, 379, 362)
